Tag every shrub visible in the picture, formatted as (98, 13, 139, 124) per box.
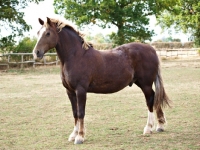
(151, 41, 194, 49)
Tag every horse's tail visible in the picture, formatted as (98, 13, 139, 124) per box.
(154, 61, 171, 110)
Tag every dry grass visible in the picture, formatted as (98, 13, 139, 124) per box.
(0, 58, 200, 149)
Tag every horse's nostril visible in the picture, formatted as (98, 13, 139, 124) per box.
(37, 50, 40, 55)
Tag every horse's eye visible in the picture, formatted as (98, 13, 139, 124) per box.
(46, 32, 50, 36)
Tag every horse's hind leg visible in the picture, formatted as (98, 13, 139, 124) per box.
(139, 85, 155, 135)
(156, 107, 166, 132)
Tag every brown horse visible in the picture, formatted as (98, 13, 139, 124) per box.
(33, 17, 171, 144)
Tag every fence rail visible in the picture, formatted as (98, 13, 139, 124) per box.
(0, 53, 59, 69)
(0, 48, 199, 69)
(155, 48, 199, 58)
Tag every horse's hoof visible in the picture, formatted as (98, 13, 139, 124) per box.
(74, 140, 83, 144)
(68, 136, 75, 142)
(143, 130, 152, 135)
(143, 126, 153, 135)
(74, 135, 84, 144)
(68, 132, 78, 142)
(156, 128, 164, 132)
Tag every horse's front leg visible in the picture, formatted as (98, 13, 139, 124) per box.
(67, 90, 79, 142)
(74, 86, 87, 144)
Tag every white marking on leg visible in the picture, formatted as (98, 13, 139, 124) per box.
(156, 123, 164, 132)
(74, 134, 84, 144)
(74, 119, 85, 144)
(156, 113, 166, 132)
(68, 121, 79, 142)
(143, 111, 155, 134)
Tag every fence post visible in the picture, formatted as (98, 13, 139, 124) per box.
(180, 49, 183, 59)
(44, 56, 46, 66)
(56, 56, 58, 66)
(21, 54, 24, 69)
(171, 50, 172, 57)
(33, 59, 35, 68)
(7, 55, 10, 69)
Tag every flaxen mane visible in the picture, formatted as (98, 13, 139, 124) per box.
(49, 18, 92, 50)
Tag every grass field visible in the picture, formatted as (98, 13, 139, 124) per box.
(0, 58, 200, 150)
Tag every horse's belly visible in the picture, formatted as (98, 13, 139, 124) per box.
(87, 76, 132, 94)
(88, 58, 134, 93)
(88, 83, 126, 93)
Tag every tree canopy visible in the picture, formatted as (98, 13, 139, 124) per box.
(53, 0, 176, 45)
(0, 0, 44, 51)
(157, 0, 200, 46)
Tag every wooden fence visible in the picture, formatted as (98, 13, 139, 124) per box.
(0, 53, 59, 69)
(156, 48, 199, 58)
(0, 48, 199, 69)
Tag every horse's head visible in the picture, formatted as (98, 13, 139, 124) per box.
(33, 17, 58, 59)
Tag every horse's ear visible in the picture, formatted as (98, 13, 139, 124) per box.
(47, 17, 52, 26)
(38, 18, 44, 25)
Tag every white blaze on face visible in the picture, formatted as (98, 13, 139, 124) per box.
(33, 26, 47, 59)
(37, 27, 47, 42)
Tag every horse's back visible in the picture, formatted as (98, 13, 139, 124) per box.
(117, 42, 158, 62)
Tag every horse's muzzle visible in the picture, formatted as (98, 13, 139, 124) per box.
(33, 50, 44, 59)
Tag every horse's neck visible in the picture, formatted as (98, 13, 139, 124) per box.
(55, 29, 83, 63)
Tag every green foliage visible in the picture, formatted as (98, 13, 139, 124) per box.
(5, 37, 38, 62)
(85, 33, 112, 44)
(161, 36, 181, 42)
(0, 36, 15, 53)
(157, 0, 200, 46)
(54, 0, 176, 45)
(13, 37, 37, 53)
(5, 36, 56, 62)
(13, 36, 56, 53)
(0, 0, 44, 52)
(173, 38, 181, 42)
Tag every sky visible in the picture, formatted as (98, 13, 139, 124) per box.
(22, 0, 189, 42)
(23, 0, 118, 38)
